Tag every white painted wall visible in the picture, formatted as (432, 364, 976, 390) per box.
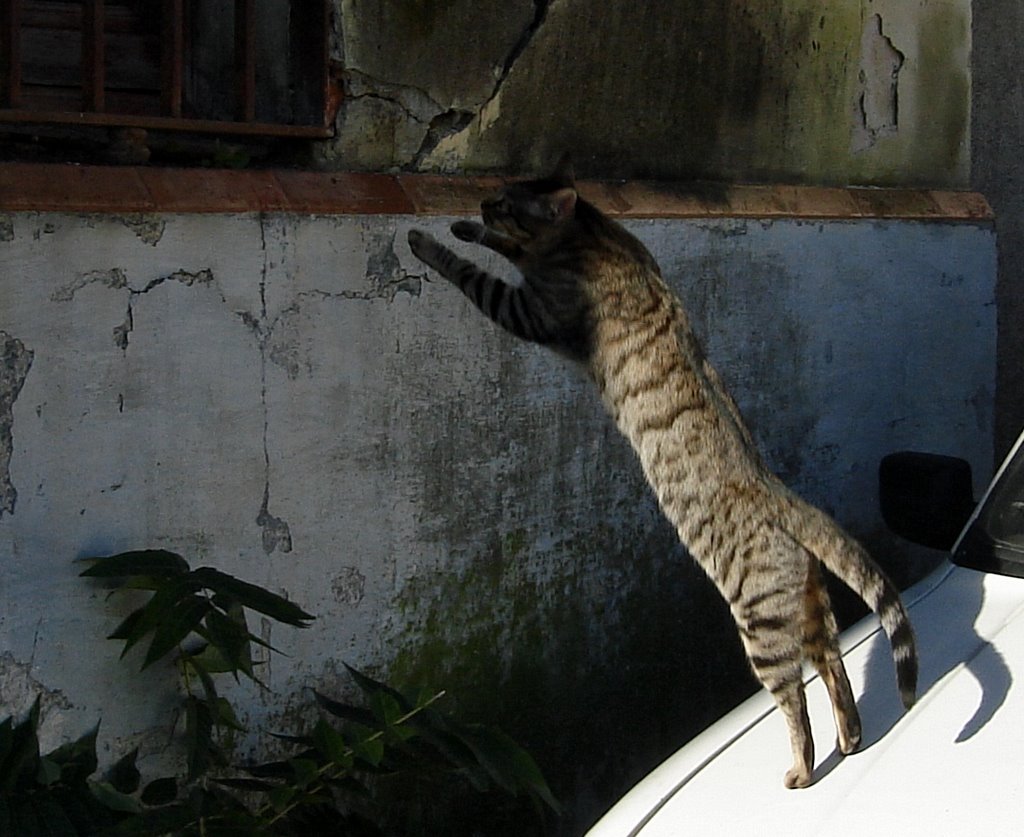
(0, 210, 997, 826)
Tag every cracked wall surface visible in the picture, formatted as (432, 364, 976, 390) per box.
(0, 208, 996, 832)
(1, 332, 33, 516)
(322, 0, 970, 186)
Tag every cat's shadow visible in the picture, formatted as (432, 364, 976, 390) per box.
(813, 563, 1012, 784)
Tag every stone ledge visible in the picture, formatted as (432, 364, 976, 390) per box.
(0, 162, 994, 221)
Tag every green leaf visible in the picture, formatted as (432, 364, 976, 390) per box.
(351, 735, 384, 768)
(107, 802, 196, 835)
(183, 654, 220, 706)
(0, 717, 13, 771)
(1, 697, 41, 794)
(310, 719, 350, 766)
(106, 748, 140, 794)
(35, 757, 61, 787)
(89, 779, 143, 814)
(184, 697, 217, 781)
(185, 643, 236, 675)
(289, 758, 320, 790)
(201, 606, 255, 679)
(142, 594, 214, 669)
(344, 664, 415, 714)
(28, 793, 77, 836)
(78, 550, 189, 579)
(107, 576, 201, 661)
(212, 776, 277, 793)
(368, 690, 406, 728)
(44, 724, 99, 784)
(452, 723, 561, 813)
(139, 776, 178, 806)
(313, 691, 376, 727)
(107, 608, 145, 642)
(268, 784, 297, 813)
(213, 698, 246, 733)
(188, 568, 314, 627)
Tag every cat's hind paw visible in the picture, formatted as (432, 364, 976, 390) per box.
(451, 220, 486, 243)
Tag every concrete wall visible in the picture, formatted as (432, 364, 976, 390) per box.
(325, 0, 971, 187)
(972, 1, 1024, 461)
(0, 201, 996, 831)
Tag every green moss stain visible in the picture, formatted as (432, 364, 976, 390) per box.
(385, 518, 756, 831)
(909, 6, 970, 183)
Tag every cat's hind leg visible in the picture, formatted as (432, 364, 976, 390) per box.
(735, 590, 814, 787)
(803, 561, 862, 755)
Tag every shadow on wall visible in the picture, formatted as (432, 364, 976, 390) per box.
(497, 1, 768, 178)
(384, 515, 759, 836)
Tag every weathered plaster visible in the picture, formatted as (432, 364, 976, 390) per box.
(853, 14, 904, 152)
(322, 0, 970, 186)
(0, 332, 33, 517)
(973, 0, 1024, 460)
(0, 209, 997, 832)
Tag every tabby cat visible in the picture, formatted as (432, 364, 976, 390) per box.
(407, 156, 917, 788)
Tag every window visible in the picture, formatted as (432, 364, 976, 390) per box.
(0, 0, 332, 138)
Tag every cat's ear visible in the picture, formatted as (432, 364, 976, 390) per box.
(551, 153, 575, 187)
(550, 187, 577, 220)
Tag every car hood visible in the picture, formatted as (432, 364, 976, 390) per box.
(588, 561, 1024, 836)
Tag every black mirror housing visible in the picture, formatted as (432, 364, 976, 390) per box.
(879, 452, 976, 552)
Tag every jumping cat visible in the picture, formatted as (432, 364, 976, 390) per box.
(407, 156, 917, 788)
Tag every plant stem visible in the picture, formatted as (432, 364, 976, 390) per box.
(260, 689, 447, 827)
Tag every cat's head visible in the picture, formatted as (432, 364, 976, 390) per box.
(481, 154, 578, 242)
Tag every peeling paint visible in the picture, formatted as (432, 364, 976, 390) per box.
(362, 228, 425, 300)
(408, 109, 476, 171)
(266, 306, 310, 380)
(853, 14, 905, 152)
(257, 483, 292, 554)
(121, 215, 166, 247)
(113, 268, 218, 351)
(331, 567, 366, 606)
(1, 333, 33, 517)
(0, 651, 73, 718)
(51, 268, 128, 302)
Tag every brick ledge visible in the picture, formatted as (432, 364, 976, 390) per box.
(0, 162, 994, 221)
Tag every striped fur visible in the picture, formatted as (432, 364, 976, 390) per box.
(408, 157, 918, 788)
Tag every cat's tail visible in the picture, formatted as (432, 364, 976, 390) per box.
(794, 511, 918, 710)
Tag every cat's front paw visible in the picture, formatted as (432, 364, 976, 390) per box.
(407, 228, 436, 262)
(451, 220, 486, 243)
(408, 229, 447, 273)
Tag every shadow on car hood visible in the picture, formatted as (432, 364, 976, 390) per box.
(588, 561, 1024, 836)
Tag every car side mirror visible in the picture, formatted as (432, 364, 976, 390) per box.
(879, 452, 976, 551)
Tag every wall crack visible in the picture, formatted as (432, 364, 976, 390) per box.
(344, 68, 441, 126)
(248, 214, 293, 554)
(411, 0, 551, 171)
(1, 332, 34, 517)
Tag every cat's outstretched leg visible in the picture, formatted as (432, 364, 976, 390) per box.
(451, 221, 524, 261)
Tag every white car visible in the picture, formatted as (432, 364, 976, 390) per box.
(588, 432, 1024, 836)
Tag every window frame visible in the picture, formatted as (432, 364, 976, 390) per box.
(0, 0, 334, 139)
